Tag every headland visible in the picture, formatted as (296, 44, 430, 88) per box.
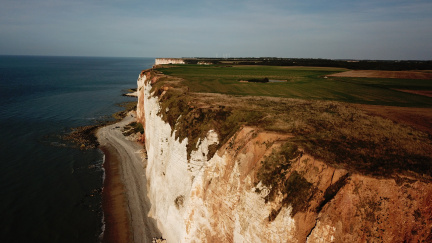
(98, 58, 432, 242)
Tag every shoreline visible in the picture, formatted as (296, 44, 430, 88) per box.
(100, 144, 132, 243)
(97, 111, 162, 243)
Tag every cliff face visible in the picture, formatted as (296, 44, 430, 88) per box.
(137, 70, 432, 242)
(154, 58, 186, 65)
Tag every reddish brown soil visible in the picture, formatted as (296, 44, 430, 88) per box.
(328, 70, 432, 79)
(100, 145, 132, 243)
(354, 104, 432, 135)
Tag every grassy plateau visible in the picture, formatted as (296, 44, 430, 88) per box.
(149, 64, 432, 183)
(158, 65, 432, 107)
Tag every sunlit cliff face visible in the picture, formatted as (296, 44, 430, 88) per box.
(137, 70, 432, 242)
(154, 58, 186, 65)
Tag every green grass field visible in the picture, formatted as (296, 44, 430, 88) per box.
(157, 65, 432, 107)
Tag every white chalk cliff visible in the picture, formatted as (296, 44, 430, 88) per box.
(155, 58, 186, 65)
(136, 70, 432, 242)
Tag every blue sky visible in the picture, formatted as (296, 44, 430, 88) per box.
(1, 0, 431, 59)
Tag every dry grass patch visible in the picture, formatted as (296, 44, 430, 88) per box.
(355, 104, 432, 135)
(251, 98, 432, 179)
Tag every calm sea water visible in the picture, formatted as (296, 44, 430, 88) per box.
(0, 56, 153, 243)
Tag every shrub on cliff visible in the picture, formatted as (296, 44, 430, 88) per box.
(123, 122, 144, 136)
(156, 85, 264, 160)
(256, 142, 315, 219)
(245, 77, 269, 83)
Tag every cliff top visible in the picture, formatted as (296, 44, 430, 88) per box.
(142, 65, 432, 181)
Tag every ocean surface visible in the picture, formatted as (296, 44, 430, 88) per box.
(0, 56, 154, 243)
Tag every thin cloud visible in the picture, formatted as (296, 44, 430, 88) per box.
(0, 0, 431, 59)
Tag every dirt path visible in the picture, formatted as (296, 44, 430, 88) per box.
(97, 112, 162, 243)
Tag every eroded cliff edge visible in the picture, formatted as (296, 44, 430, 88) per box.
(136, 69, 432, 242)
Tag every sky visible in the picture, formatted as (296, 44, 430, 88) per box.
(0, 0, 431, 60)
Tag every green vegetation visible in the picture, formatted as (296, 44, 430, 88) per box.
(158, 65, 432, 107)
(257, 142, 302, 203)
(123, 122, 144, 136)
(245, 77, 269, 83)
(256, 143, 316, 219)
(157, 86, 263, 159)
(281, 171, 315, 216)
(148, 65, 432, 180)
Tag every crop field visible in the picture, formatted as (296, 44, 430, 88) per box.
(157, 65, 432, 107)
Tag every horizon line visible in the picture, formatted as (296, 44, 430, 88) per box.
(1, 54, 431, 62)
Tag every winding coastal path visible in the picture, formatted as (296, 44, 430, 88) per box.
(97, 112, 161, 243)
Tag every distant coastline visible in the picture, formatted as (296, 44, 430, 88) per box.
(154, 57, 432, 70)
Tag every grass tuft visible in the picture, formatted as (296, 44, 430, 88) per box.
(123, 122, 144, 136)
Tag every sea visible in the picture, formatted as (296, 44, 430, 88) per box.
(0, 56, 154, 243)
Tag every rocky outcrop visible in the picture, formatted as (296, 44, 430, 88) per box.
(136, 70, 432, 242)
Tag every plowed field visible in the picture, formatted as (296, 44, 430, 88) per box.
(328, 70, 432, 79)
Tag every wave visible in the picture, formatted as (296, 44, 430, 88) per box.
(98, 152, 106, 243)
